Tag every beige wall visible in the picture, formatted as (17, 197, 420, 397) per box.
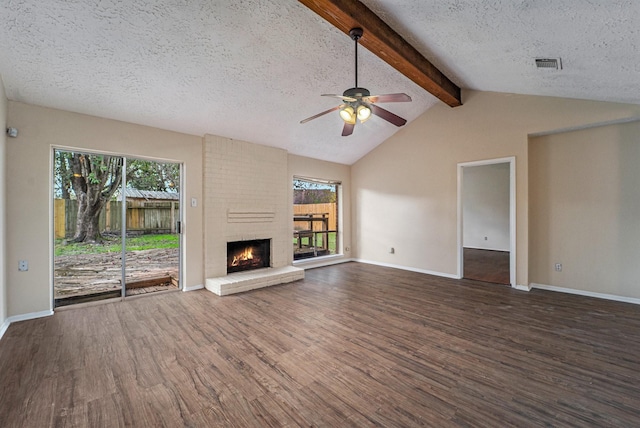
(529, 120, 640, 298)
(0, 77, 7, 326)
(463, 163, 510, 251)
(6, 102, 203, 317)
(288, 154, 352, 263)
(352, 90, 640, 287)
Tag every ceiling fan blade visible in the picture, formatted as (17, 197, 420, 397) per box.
(322, 94, 358, 102)
(300, 105, 343, 124)
(342, 122, 355, 136)
(363, 93, 412, 103)
(370, 104, 407, 127)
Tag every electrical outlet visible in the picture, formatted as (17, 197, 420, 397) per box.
(345, 246, 350, 252)
(484, 236, 488, 241)
(191, 197, 197, 207)
(18, 260, 28, 271)
(390, 247, 395, 254)
(554, 263, 562, 272)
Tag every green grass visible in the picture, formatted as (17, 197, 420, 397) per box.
(55, 234, 179, 257)
(293, 231, 337, 255)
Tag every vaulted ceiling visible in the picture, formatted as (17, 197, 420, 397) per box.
(1, 1, 639, 164)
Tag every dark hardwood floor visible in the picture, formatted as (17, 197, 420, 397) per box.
(464, 248, 510, 285)
(2, 262, 640, 427)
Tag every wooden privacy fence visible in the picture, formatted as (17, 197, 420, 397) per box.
(293, 203, 337, 231)
(54, 199, 179, 239)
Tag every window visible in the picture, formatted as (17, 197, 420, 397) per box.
(293, 177, 340, 260)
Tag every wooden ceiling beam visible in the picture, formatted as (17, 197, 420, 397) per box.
(298, 0, 462, 107)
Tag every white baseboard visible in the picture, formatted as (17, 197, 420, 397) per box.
(530, 283, 640, 305)
(8, 309, 54, 323)
(183, 284, 204, 292)
(0, 309, 54, 341)
(294, 256, 353, 270)
(354, 259, 459, 279)
(0, 319, 10, 341)
(512, 284, 530, 291)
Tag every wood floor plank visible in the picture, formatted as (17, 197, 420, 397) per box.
(2, 262, 640, 426)
(463, 248, 510, 284)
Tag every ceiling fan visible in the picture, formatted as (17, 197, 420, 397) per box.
(300, 27, 412, 136)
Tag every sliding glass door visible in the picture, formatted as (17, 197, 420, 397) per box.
(53, 149, 182, 307)
(53, 150, 124, 306)
(124, 158, 181, 297)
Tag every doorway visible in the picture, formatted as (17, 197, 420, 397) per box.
(53, 149, 182, 307)
(457, 157, 515, 286)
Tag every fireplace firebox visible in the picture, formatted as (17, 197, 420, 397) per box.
(227, 239, 271, 274)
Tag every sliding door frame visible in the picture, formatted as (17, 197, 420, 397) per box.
(51, 146, 184, 310)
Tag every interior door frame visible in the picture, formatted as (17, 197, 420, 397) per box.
(51, 146, 184, 309)
(457, 156, 516, 287)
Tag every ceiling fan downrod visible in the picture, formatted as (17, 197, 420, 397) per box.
(350, 28, 363, 89)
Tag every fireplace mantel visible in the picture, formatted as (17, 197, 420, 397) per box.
(227, 210, 275, 223)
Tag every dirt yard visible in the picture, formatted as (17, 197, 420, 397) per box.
(54, 248, 179, 299)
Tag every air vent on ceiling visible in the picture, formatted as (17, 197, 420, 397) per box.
(535, 58, 562, 70)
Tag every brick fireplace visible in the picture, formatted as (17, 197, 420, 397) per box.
(203, 135, 304, 296)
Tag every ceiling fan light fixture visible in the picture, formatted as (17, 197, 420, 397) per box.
(299, 27, 411, 134)
(340, 106, 356, 124)
(357, 105, 371, 122)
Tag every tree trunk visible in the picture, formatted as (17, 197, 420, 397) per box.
(69, 153, 122, 243)
(72, 192, 106, 243)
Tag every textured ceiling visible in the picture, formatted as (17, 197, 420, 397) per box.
(1, 1, 639, 164)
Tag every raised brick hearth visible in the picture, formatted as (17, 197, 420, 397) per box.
(205, 266, 303, 296)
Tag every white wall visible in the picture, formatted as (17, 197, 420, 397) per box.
(0, 76, 7, 330)
(352, 90, 640, 287)
(529, 120, 640, 299)
(463, 163, 510, 251)
(6, 102, 204, 317)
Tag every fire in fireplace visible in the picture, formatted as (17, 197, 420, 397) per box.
(227, 239, 271, 274)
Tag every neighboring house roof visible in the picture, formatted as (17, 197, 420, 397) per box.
(123, 188, 179, 201)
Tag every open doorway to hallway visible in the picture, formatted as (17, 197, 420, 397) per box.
(458, 158, 515, 286)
